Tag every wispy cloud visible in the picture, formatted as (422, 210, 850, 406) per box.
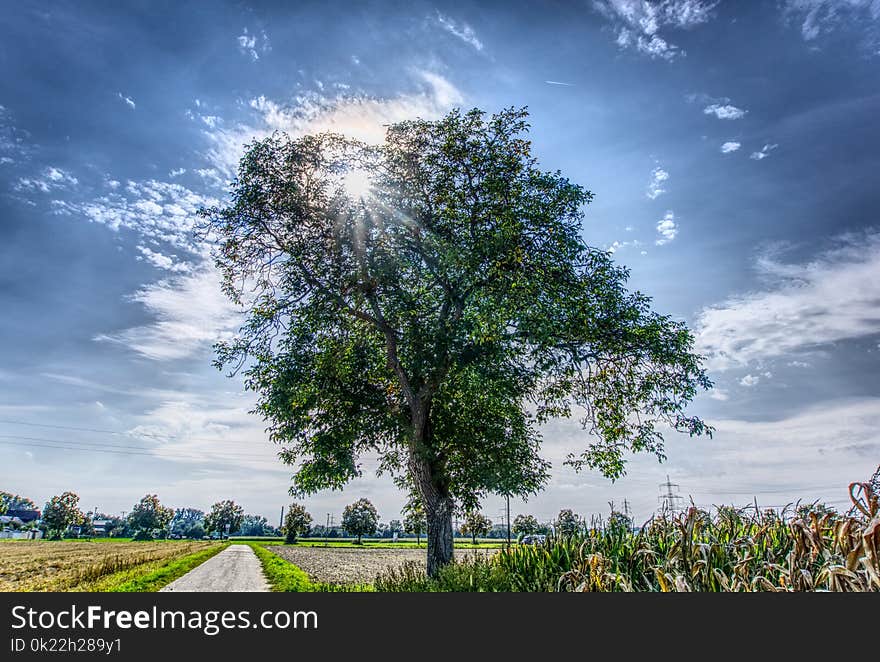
(237, 28, 271, 61)
(739, 374, 760, 387)
(695, 230, 880, 370)
(14, 166, 78, 193)
(117, 93, 136, 110)
(434, 12, 484, 51)
(203, 71, 464, 178)
(704, 103, 747, 120)
(750, 143, 778, 160)
(0, 105, 31, 165)
(784, 0, 880, 43)
(594, 0, 719, 60)
(94, 261, 242, 361)
(720, 141, 741, 153)
(655, 210, 678, 245)
(58, 179, 217, 251)
(646, 166, 669, 199)
(544, 80, 575, 86)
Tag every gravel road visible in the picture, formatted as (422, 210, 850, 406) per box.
(160, 544, 269, 592)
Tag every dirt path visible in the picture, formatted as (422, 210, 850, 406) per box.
(160, 544, 269, 592)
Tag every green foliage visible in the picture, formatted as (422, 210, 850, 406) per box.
(127, 494, 174, 537)
(553, 509, 581, 538)
(283, 503, 313, 543)
(341, 498, 379, 543)
(512, 514, 541, 536)
(200, 106, 712, 572)
(170, 508, 206, 538)
(41, 491, 85, 539)
(204, 500, 245, 535)
(1, 491, 37, 514)
(401, 497, 427, 544)
(460, 511, 492, 544)
(375, 492, 880, 592)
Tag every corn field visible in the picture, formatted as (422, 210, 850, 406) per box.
(376, 478, 880, 592)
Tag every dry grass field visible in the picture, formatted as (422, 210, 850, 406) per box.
(0, 540, 216, 592)
(269, 544, 497, 585)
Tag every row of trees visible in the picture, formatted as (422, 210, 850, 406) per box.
(18, 491, 280, 540)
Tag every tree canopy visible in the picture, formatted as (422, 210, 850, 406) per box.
(201, 106, 712, 574)
(205, 500, 245, 536)
(341, 498, 378, 543)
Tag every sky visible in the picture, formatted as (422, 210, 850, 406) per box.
(1, 0, 879, 527)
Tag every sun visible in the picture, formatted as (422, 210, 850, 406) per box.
(341, 168, 373, 200)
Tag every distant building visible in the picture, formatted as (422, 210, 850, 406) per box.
(5, 509, 40, 524)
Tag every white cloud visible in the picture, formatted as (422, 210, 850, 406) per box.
(594, 0, 718, 60)
(68, 179, 217, 250)
(740, 374, 760, 387)
(709, 387, 729, 401)
(169, 168, 186, 178)
(136, 245, 192, 273)
(784, 0, 880, 41)
(655, 210, 678, 245)
(606, 239, 642, 254)
(720, 141, 741, 153)
(204, 71, 464, 178)
(95, 262, 241, 361)
(434, 12, 484, 51)
(696, 230, 880, 370)
(117, 93, 136, 110)
(0, 105, 31, 164)
(646, 166, 669, 199)
(750, 143, 778, 160)
(704, 103, 747, 119)
(237, 28, 270, 61)
(15, 166, 78, 193)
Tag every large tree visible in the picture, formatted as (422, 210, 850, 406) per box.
(282, 503, 313, 543)
(201, 107, 712, 576)
(341, 498, 378, 544)
(205, 500, 245, 537)
(128, 494, 174, 539)
(41, 492, 84, 539)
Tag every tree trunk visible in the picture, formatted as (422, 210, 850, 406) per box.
(424, 493, 454, 577)
(409, 399, 454, 577)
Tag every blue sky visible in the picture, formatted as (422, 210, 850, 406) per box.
(2, 1, 879, 525)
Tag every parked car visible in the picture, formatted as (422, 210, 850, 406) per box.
(520, 534, 546, 545)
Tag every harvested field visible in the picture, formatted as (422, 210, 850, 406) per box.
(0, 541, 216, 592)
(269, 545, 497, 585)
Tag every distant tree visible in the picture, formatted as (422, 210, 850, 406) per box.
(237, 514, 271, 536)
(606, 509, 633, 533)
(460, 511, 492, 545)
(342, 498, 378, 544)
(554, 509, 581, 538)
(97, 514, 127, 538)
(402, 497, 427, 546)
(388, 519, 403, 537)
(796, 501, 837, 521)
(283, 503, 313, 543)
(512, 514, 540, 537)
(1, 492, 37, 514)
(41, 492, 84, 540)
(170, 508, 206, 538)
(204, 500, 245, 537)
(127, 494, 174, 540)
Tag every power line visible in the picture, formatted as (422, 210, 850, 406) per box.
(0, 435, 283, 463)
(0, 418, 269, 446)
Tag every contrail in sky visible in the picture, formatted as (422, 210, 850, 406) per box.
(544, 80, 574, 86)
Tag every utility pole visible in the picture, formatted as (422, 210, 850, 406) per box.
(658, 475, 683, 517)
(506, 494, 511, 548)
(279, 506, 284, 530)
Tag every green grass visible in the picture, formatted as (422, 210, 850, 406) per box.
(247, 543, 372, 592)
(85, 543, 229, 592)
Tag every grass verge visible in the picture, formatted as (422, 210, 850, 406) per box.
(247, 543, 372, 592)
(80, 543, 229, 592)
